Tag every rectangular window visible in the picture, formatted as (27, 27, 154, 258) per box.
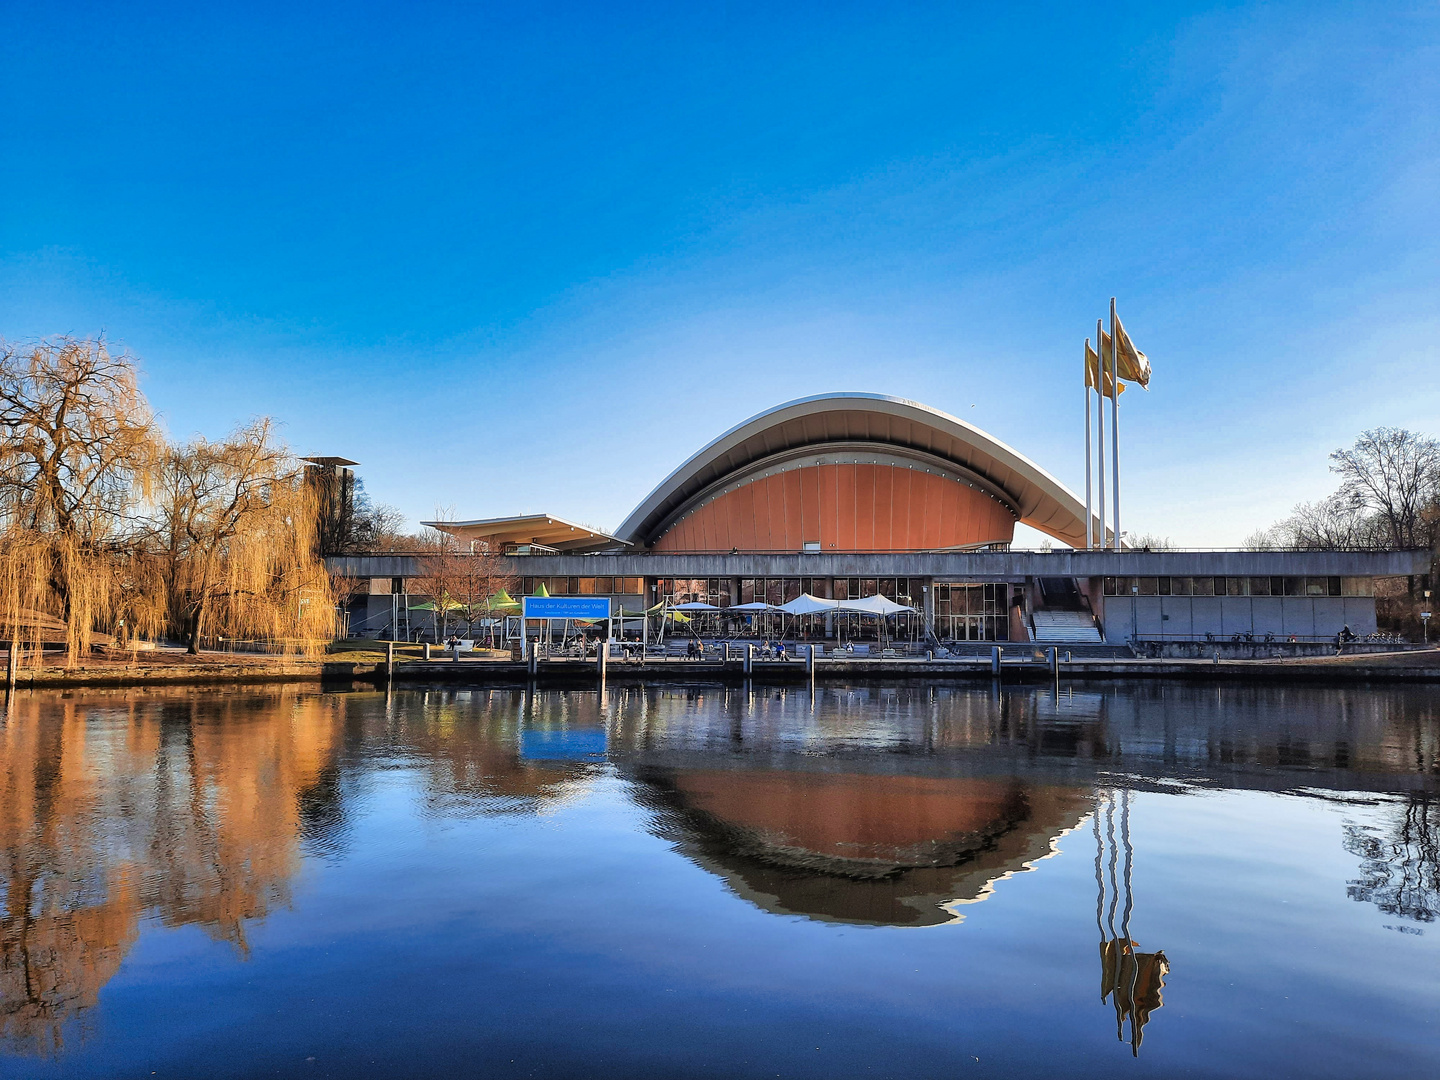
(1191, 576, 1214, 596)
(1328, 576, 1342, 597)
(1171, 577, 1192, 596)
(861, 578, 878, 598)
(802, 578, 831, 599)
(1250, 577, 1271, 596)
(1137, 577, 1158, 596)
(1157, 577, 1171, 596)
(740, 579, 756, 605)
(1342, 577, 1374, 597)
(1304, 578, 1327, 597)
(1214, 577, 1228, 596)
(1226, 577, 1249, 596)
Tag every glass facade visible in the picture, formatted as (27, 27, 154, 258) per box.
(653, 578, 734, 606)
(932, 583, 1014, 641)
(1101, 576, 1369, 597)
(520, 577, 645, 596)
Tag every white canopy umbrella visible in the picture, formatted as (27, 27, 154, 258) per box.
(670, 601, 721, 611)
(778, 593, 840, 616)
(728, 601, 782, 612)
(839, 594, 915, 616)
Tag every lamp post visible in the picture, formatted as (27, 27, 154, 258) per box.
(1423, 589, 1432, 645)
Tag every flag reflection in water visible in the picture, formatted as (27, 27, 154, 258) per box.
(1094, 787, 1168, 1056)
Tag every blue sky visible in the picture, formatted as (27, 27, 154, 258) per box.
(2, 1, 1436, 545)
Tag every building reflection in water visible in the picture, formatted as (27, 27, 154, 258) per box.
(3, 680, 1437, 1061)
(609, 684, 1096, 926)
(1094, 788, 1167, 1056)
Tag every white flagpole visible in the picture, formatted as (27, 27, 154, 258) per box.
(1110, 297, 1121, 551)
(1095, 319, 1106, 548)
(1084, 340, 1093, 550)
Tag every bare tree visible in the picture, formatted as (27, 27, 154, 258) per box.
(315, 474, 409, 554)
(1241, 527, 1278, 551)
(1126, 533, 1174, 552)
(357, 500, 412, 552)
(409, 524, 465, 642)
(1330, 428, 1440, 551)
(1269, 494, 1379, 551)
(452, 541, 518, 646)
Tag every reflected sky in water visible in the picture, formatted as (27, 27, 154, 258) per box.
(0, 681, 1437, 1078)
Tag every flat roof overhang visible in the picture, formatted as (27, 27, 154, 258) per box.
(422, 514, 630, 553)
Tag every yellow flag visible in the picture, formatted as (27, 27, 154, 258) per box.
(1113, 313, 1151, 388)
(1085, 340, 1125, 398)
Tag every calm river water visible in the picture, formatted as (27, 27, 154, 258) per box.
(0, 681, 1437, 1078)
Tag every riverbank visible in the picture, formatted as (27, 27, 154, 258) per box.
(2, 651, 364, 688)
(7, 646, 1440, 688)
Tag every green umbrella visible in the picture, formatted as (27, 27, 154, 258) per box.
(409, 599, 463, 612)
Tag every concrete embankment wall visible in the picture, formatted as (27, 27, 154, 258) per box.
(380, 657, 1440, 685)
(1134, 641, 1418, 661)
(4, 661, 368, 689)
(6, 654, 1440, 689)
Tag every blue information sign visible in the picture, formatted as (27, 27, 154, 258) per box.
(521, 596, 612, 620)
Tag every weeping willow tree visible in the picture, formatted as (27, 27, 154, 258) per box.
(0, 336, 335, 665)
(0, 337, 162, 665)
(154, 419, 335, 655)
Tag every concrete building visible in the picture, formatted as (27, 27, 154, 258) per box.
(330, 394, 1430, 647)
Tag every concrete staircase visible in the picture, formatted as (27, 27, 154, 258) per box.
(1031, 610, 1104, 644)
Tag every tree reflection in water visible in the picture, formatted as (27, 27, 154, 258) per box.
(0, 687, 600, 1057)
(1344, 792, 1440, 926)
(0, 680, 1435, 1068)
(0, 691, 344, 1055)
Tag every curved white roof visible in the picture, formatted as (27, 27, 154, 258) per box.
(616, 393, 1095, 548)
